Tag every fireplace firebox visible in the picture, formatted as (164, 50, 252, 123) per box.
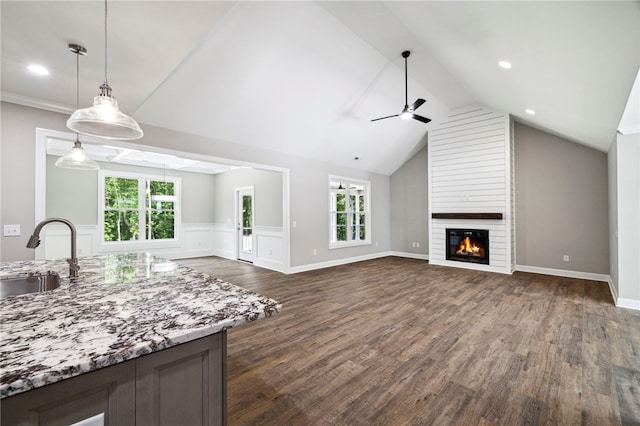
(446, 229, 489, 265)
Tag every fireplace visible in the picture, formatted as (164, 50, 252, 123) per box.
(446, 229, 489, 265)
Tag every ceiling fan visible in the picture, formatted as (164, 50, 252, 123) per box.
(371, 50, 431, 124)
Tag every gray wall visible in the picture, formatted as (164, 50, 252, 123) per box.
(1, 102, 392, 267)
(213, 168, 282, 227)
(46, 155, 215, 225)
(390, 145, 428, 255)
(514, 122, 609, 274)
(1, 103, 68, 261)
(46, 155, 99, 224)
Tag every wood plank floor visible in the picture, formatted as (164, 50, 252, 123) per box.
(177, 256, 640, 425)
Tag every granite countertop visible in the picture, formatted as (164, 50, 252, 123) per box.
(0, 253, 281, 398)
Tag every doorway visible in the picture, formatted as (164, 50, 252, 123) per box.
(236, 187, 255, 263)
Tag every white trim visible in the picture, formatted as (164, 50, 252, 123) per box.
(235, 186, 255, 263)
(255, 225, 283, 234)
(98, 170, 182, 246)
(287, 251, 391, 274)
(607, 275, 640, 311)
(607, 276, 619, 305)
(329, 240, 371, 250)
(212, 223, 235, 260)
(616, 297, 640, 311)
(515, 264, 610, 282)
(254, 258, 284, 273)
(389, 251, 429, 261)
(3, 92, 74, 114)
(328, 175, 371, 248)
(254, 226, 284, 273)
(432, 258, 513, 275)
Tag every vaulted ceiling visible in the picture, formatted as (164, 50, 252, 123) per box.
(2, 1, 639, 175)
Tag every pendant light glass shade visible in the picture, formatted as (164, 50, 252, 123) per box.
(55, 138, 100, 170)
(67, 84, 143, 140)
(66, 0, 143, 141)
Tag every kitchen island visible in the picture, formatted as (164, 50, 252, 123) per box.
(0, 253, 281, 425)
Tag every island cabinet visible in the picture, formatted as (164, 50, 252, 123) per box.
(1, 331, 227, 426)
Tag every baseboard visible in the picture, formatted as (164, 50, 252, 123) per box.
(288, 251, 392, 274)
(169, 250, 216, 260)
(514, 264, 610, 283)
(389, 251, 429, 261)
(616, 297, 640, 311)
(254, 258, 284, 273)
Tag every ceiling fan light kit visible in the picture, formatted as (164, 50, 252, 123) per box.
(371, 50, 431, 124)
(66, 0, 143, 141)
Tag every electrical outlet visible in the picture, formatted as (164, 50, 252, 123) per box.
(3, 224, 20, 237)
(312, 248, 317, 255)
(563, 255, 570, 262)
(416, 242, 420, 248)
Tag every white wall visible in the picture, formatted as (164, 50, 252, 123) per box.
(609, 132, 640, 309)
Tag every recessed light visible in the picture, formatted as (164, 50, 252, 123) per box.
(498, 61, 512, 69)
(27, 64, 49, 76)
(525, 109, 536, 115)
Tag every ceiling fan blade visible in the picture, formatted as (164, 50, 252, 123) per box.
(412, 114, 431, 124)
(410, 98, 426, 111)
(371, 114, 401, 122)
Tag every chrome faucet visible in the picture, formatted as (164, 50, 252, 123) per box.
(27, 218, 80, 277)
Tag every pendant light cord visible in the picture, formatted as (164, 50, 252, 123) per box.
(75, 48, 80, 143)
(404, 55, 408, 107)
(103, 0, 108, 85)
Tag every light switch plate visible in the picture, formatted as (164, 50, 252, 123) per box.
(3, 224, 21, 236)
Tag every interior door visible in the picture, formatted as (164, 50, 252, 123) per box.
(236, 188, 254, 262)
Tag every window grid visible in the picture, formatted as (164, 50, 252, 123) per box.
(329, 177, 370, 248)
(101, 171, 179, 244)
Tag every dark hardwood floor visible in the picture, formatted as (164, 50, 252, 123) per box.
(177, 256, 640, 425)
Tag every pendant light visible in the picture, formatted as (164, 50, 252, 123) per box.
(66, 0, 143, 140)
(56, 44, 100, 171)
(150, 163, 177, 203)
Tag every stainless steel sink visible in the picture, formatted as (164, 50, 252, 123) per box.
(0, 272, 61, 298)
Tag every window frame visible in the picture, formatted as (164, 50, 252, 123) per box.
(328, 175, 371, 249)
(98, 170, 181, 249)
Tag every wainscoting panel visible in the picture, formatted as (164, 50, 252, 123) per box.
(44, 225, 97, 260)
(177, 224, 216, 259)
(42, 224, 217, 261)
(212, 223, 235, 260)
(254, 226, 284, 272)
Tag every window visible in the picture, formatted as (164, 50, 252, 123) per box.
(100, 171, 180, 244)
(329, 176, 370, 248)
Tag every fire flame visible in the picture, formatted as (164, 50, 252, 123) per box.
(456, 237, 481, 255)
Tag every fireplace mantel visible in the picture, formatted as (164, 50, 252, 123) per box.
(432, 213, 503, 220)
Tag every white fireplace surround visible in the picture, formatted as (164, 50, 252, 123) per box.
(428, 105, 515, 274)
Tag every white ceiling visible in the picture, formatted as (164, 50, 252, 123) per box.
(2, 1, 639, 176)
